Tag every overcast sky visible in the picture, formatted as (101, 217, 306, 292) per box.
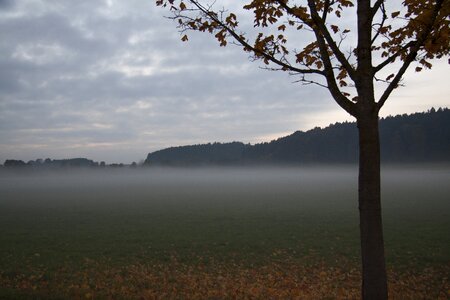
(1, 0, 448, 164)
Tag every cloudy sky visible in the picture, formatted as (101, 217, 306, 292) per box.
(0, 0, 448, 164)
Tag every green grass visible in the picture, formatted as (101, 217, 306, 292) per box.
(0, 166, 448, 284)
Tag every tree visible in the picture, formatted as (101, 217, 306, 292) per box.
(155, 0, 449, 298)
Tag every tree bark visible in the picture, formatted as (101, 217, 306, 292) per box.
(357, 113, 388, 299)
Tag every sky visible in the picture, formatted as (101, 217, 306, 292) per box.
(0, 0, 449, 164)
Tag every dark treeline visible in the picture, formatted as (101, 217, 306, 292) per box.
(3, 108, 449, 169)
(144, 142, 248, 166)
(2, 158, 136, 169)
(145, 108, 450, 166)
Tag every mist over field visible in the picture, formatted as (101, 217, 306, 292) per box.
(1, 166, 449, 253)
(0, 167, 362, 229)
(1, 165, 448, 208)
(0, 165, 449, 298)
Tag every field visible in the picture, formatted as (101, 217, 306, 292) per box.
(0, 166, 449, 299)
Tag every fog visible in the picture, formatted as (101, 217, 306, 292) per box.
(1, 165, 448, 214)
(1, 165, 449, 271)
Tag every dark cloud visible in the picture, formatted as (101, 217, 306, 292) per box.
(0, 0, 14, 9)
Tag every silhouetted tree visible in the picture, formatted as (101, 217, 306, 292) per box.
(146, 142, 248, 166)
(145, 109, 450, 165)
(4, 159, 26, 167)
(156, 1, 449, 297)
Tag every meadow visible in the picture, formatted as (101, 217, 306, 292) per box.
(0, 166, 448, 299)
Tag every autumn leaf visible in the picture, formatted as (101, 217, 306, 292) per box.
(391, 11, 400, 18)
(331, 25, 339, 33)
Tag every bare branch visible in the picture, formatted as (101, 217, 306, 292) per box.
(293, 78, 329, 89)
(371, 2, 387, 45)
(321, 0, 333, 22)
(374, 75, 404, 87)
(371, 0, 385, 19)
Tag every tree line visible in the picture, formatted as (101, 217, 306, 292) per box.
(3, 108, 448, 169)
(2, 158, 137, 169)
(145, 108, 450, 166)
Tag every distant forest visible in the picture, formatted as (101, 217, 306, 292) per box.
(2, 108, 449, 169)
(2, 158, 134, 169)
(144, 108, 450, 166)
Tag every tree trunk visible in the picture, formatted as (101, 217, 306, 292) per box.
(357, 113, 388, 299)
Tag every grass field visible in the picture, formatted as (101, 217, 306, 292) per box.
(0, 166, 448, 299)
